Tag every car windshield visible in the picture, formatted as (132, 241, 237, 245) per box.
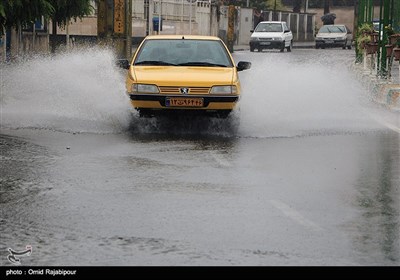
(254, 22, 283, 32)
(134, 39, 233, 67)
(319, 25, 346, 33)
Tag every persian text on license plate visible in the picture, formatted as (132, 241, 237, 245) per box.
(166, 97, 204, 107)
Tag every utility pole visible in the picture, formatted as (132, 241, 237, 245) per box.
(324, 0, 330, 15)
(97, 0, 132, 59)
(227, 1, 235, 53)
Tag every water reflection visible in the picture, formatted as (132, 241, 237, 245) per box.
(0, 134, 55, 266)
(125, 113, 240, 142)
(354, 132, 400, 264)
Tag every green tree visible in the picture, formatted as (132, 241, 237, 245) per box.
(240, 0, 286, 11)
(292, 0, 302, 13)
(48, 0, 93, 52)
(0, 0, 54, 36)
(265, 0, 286, 11)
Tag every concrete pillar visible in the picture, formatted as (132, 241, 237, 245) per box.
(227, 5, 235, 53)
(97, 0, 132, 59)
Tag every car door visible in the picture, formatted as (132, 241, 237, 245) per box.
(283, 22, 292, 47)
(345, 25, 353, 46)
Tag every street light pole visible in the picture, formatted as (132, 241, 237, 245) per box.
(159, 0, 161, 34)
(189, 0, 192, 34)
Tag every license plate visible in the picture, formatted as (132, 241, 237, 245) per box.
(325, 40, 334, 44)
(260, 42, 271, 45)
(166, 97, 204, 107)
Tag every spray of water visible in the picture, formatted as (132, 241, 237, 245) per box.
(236, 51, 377, 138)
(1, 49, 378, 137)
(1, 47, 132, 133)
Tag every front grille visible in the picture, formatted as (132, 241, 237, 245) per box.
(158, 86, 210, 94)
(259, 38, 273, 41)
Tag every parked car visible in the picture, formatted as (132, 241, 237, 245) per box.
(315, 24, 353, 49)
(249, 21, 293, 52)
(118, 35, 251, 118)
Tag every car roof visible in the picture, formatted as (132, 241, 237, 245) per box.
(318, 25, 348, 32)
(258, 21, 285, 24)
(144, 35, 222, 41)
(321, 24, 346, 27)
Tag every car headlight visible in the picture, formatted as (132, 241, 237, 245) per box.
(132, 84, 159, 93)
(250, 37, 259, 42)
(210, 86, 237, 94)
(273, 37, 284, 41)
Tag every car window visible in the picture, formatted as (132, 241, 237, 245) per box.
(134, 39, 233, 67)
(254, 22, 283, 32)
(318, 25, 346, 33)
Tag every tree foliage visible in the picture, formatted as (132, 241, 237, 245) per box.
(239, 0, 286, 11)
(0, 0, 93, 36)
(48, 0, 93, 28)
(0, 0, 54, 34)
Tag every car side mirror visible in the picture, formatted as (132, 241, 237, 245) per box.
(237, 61, 251, 72)
(250, 29, 254, 33)
(117, 59, 130, 69)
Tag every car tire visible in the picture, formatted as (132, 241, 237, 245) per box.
(347, 45, 352, 50)
(316, 45, 320, 49)
(250, 47, 254, 52)
(286, 41, 292, 52)
(138, 109, 152, 118)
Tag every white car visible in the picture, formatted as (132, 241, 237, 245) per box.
(315, 24, 353, 49)
(249, 21, 293, 52)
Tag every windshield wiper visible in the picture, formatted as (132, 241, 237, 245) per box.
(177, 62, 228, 67)
(134, 60, 176, 66)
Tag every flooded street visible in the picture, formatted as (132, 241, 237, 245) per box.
(1, 48, 399, 265)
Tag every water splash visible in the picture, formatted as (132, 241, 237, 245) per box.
(1, 47, 132, 133)
(235, 50, 378, 138)
(1, 49, 379, 137)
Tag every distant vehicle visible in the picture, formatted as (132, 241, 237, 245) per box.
(118, 35, 251, 118)
(315, 24, 353, 49)
(249, 21, 293, 52)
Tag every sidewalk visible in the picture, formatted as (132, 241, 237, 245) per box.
(352, 58, 400, 111)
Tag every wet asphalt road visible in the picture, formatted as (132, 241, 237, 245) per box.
(1, 48, 399, 266)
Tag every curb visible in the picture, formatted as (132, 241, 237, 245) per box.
(351, 63, 400, 111)
(233, 44, 315, 51)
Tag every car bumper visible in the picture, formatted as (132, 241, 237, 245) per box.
(250, 41, 285, 49)
(129, 94, 240, 111)
(316, 39, 346, 47)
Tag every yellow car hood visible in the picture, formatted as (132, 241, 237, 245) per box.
(132, 66, 234, 87)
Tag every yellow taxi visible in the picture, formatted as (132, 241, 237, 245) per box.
(119, 35, 251, 118)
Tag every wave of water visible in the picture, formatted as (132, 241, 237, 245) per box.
(236, 50, 378, 138)
(1, 49, 378, 137)
(1, 47, 132, 133)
